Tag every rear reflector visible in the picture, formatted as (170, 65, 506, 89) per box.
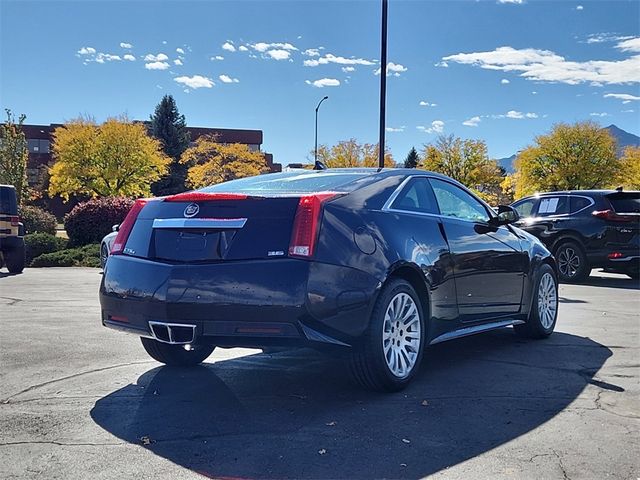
(592, 209, 634, 222)
(10, 216, 19, 227)
(109, 315, 129, 323)
(111, 199, 148, 254)
(164, 192, 248, 202)
(289, 193, 339, 258)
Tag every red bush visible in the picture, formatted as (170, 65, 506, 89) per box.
(64, 197, 134, 246)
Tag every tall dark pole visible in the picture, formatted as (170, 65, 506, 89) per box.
(315, 96, 329, 163)
(378, 0, 388, 169)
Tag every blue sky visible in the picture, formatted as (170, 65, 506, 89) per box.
(1, 0, 639, 164)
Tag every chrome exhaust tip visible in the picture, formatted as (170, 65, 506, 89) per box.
(148, 321, 196, 344)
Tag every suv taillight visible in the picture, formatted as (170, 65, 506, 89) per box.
(10, 216, 19, 226)
(288, 193, 339, 258)
(111, 199, 148, 254)
(592, 209, 634, 222)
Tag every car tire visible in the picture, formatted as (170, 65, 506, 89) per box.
(349, 278, 426, 392)
(554, 241, 589, 283)
(140, 337, 215, 366)
(514, 264, 558, 339)
(4, 244, 25, 274)
(100, 243, 109, 270)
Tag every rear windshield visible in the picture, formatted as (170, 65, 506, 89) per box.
(606, 192, 640, 213)
(0, 186, 18, 215)
(200, 171, 369, 194)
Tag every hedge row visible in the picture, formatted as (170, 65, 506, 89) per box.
(64, 197, 133, 246)
(19, 205, 58, 235)
(30, 244, 101, 268)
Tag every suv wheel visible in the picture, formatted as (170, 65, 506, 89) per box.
(100, 243, 109, 269)
(349, 278, 426, 392)
(514, 264, 558, 339)
(555, 241, 589, 283)
(141, 337, 215, 366)
(4, 245, 25, 274)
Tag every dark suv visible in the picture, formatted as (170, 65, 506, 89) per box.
(0, 185, 26, 273)
(511, 189, 639, 282)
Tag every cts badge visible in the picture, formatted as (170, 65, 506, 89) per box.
(184, 203, 200, 218)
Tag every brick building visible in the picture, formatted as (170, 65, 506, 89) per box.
(21, 123, 280, 217)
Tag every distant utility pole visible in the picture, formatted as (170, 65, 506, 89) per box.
(378, 0, 388, 169)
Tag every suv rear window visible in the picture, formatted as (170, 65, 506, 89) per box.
(0, 186, 18, 215)
(606, 192, 640, 213)
(201, 171, 369, 194)
(537, 196, 569, 216)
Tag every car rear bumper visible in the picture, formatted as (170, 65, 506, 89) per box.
(99, 255, 380, 348)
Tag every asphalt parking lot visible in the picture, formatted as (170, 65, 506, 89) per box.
(0, 267, 638, 480)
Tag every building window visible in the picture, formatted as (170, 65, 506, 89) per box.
(39, 140, 50, 153)
(28, 139, 40, 153)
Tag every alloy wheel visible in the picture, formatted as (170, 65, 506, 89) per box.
(382, 292, 421, 379)
(558, 246, 580, 278)
(100, 244, 109, 269)
(537, 272, 557, 329)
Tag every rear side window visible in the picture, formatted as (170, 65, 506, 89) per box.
(537, 196, 569, 216)
(390, 178, 438, 214)
(201, 171, 369, 194)
(570, 196, 593, 214)
(512, 198, 537, 218)
(0, 187, 18, 215)
(606, 192, 640, 213)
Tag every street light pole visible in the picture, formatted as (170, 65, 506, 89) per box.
(378, 0, 388, 169)
(315, 96, 329, 163)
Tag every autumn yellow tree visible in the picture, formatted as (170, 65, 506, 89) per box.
(616, 146, 640, 189)
(49, 117, 169, 199)
(181, 135, 269, 188)
(513, 121, 618, 198)
(420, 134, 505, 204)
(315, 139, 395, 167)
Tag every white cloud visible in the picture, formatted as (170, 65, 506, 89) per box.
(305, 78, 341, 88)
(174, 59, 183, 66)
(463, 116, 481, 127)
(492, 110, 538, 119)
(435, 61, 449, 68)
(342, 66, 355, 73)
(252, 42, 297, 52)
(576, 5, 583, 10)
(144, 53, 168, 62)
(590, 112, 610, 117)
(174, 75, 214, 89)
(386, 126, 405, 132)
(210, 55, 224, 61)
(219, 74, 239, 83)
(622, 109, 635, 113)
(77, 47, 96, 55)
(95, 53, 121, 63)
(585, 33, 633, 44)
(616, 37, 640, 53)
(501, 78, 510, 84)
(176, 47, 185, 54)
(419, 101, 437, 107)
(375, 62, 408, 76)
(222, 42, 236, 52)
(603, 93, 640, 103)
(532, 91, 538, 94)
(266, 49, 291, 60)
(304, 53, 376, 67)
(442, 46, 640, 85)
(120, 42, 133, 49)
(145, 61, 170, 70)
(123, 54, 136, 61)
(417, 120, 444, 134)
(238, 45, 249, 52)
(303, 48, 322, 57)
(498, 0, 524, 3)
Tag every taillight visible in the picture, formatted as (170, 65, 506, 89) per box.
(592, 209, 633, 222)
(288, 193, 339, 258)
(10, 216, 19, 226)
(110, 199, 148, 254)
(608, 252, 624, 259)
(164, 192, 248, 202)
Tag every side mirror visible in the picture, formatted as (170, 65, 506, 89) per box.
(112, 224, 120, 232)
(491, 205, 519, 226)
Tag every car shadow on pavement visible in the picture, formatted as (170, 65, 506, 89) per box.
(91, 330, 612, 479)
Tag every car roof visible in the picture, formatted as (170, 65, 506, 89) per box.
(518, 189, 640, 198)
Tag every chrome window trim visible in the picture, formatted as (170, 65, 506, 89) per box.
(152, 218, 248, 229)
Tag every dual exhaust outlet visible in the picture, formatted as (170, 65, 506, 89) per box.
(148, 321, 196, 345)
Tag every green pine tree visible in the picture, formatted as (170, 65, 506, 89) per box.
(404, 146, 419, 168)
(150, 95, 191, 196)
